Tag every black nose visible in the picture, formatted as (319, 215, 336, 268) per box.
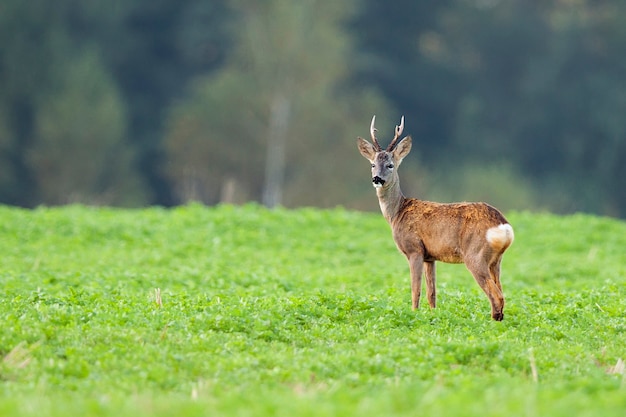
(372, 176, 385, 186)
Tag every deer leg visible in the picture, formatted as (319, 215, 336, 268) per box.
(424, 261, 436, 308)
(407, 253, 424, 310)
(466, 262, 505, 321)
(489, 257, 503, 292)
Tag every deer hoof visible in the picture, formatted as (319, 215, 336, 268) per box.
(492, 312, 504, 321)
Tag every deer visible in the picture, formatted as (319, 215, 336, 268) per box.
(357, 116, 514, 321)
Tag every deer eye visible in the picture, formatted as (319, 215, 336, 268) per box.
(387, 164, 394, 169)
(371, 164, 375, 168)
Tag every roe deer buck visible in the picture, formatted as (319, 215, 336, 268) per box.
(357, 116, 514, 321)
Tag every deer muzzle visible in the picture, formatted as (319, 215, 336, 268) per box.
(372, 176, 385, 187)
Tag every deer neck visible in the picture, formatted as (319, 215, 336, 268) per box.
(375, 176, 405, 224)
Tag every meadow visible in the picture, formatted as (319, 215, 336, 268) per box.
(0, 203, 624, 416)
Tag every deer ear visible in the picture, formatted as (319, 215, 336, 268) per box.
(392, 136, 412, 163)
(357, 137, 376, 161)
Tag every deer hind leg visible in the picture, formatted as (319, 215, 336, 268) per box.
(489, 257, 503, 292)
(424, 261, 436, 308)
(407, 253, 424, 310)
(466, 259, 505, 321)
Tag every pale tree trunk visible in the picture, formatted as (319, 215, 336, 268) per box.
(262, 93, 291, 208)
(220, 177, 237, 204)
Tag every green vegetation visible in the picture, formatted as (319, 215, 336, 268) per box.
(1, 204, 625, 415)
(2, 1, 626, 216)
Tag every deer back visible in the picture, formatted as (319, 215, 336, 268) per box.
(391, 199, 510, 263)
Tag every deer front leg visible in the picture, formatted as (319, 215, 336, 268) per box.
(407, 253, 424, 310)
(424, 261, 436, 308)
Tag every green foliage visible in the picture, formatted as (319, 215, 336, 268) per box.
(162, 0, 392, 206)
(354, 0, 626, 217)
(163, 71, 267, 203)
(0, 0, 231, 207)
(0, 205, 625, 416)
(419, 162, 541, 212)
(29, 49, 147, 206)
(1, 0, 626, 216)
(0, 108, 12, 192)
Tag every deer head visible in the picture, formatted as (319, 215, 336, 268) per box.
(357, 115, 412, 188)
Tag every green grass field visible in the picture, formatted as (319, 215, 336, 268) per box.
(1, 204, 625, 416)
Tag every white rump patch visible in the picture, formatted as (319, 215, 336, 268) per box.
(486, 224, 514, 251)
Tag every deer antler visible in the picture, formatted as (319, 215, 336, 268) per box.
(370, 115, 383, 151)
(386, 116, 405, 151)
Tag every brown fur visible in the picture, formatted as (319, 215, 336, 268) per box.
(357, 117, 514, 321)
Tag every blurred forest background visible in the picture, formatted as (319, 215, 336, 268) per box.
(1, 0, 625, 217)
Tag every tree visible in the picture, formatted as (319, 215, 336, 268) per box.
(351, 0, 626, 217)
(350, 0, 458, 158)
(163, 0, 392, 208)
(28, 48, 147, 205)
(102, 0, 234, 205)
(0, 0, 233, 207)
(444, 1, 626, 215)
(0, 0, 61, 205)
